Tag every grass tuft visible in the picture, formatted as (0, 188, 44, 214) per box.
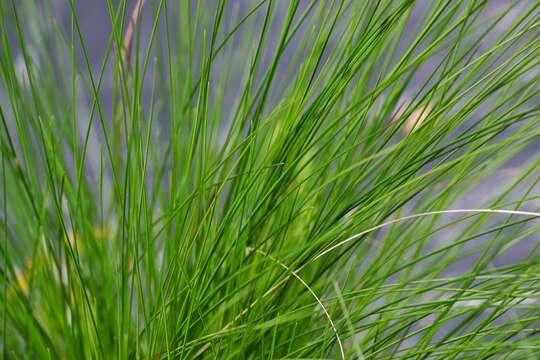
(1, 0, 540, 358)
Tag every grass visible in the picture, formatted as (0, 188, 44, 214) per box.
(1, 0, 540, 358)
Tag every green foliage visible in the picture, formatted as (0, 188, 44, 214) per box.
(1, 0, 540, 358)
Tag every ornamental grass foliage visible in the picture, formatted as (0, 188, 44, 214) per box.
(1, 0, 540, 358)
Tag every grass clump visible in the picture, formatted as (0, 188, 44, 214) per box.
(1, 0, 540, 358)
